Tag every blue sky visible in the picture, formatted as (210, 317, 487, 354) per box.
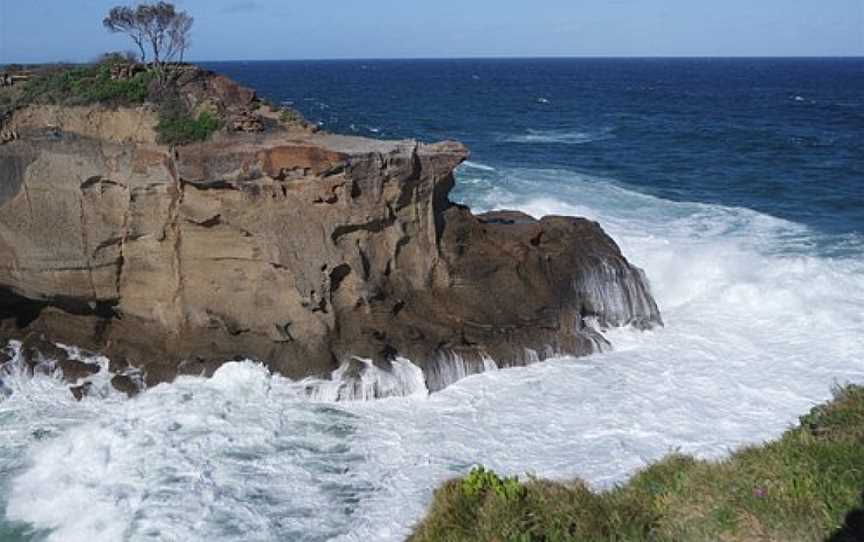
(1, 0, 862, 63)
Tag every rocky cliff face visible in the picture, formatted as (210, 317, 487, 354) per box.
(0, 76, 661, 396)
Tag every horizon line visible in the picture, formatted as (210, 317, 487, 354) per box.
(3, 54, 863, 65)
(198, 54, 864, 62)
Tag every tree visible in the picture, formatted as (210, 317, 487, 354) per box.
(102, 6, 148, 63)
(103, 2, 193, 76)
(165, 10, 193, 63)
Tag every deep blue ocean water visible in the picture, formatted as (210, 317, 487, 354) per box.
(203, 58, 864, 247)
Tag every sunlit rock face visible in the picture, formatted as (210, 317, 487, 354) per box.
(0, 74, 661, 393)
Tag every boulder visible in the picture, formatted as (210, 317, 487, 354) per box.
(69, 381, 93, 401)
(110, 374, 141, 397)
(229, 108, 264, 133)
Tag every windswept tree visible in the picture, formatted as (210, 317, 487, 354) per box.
(166, 10, 193, 63)
(102, 6, 148, 62)
(103, 2, 193, 77)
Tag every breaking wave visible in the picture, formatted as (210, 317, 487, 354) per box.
(461, 160, 496, 172)
(500, 128, 616, 145)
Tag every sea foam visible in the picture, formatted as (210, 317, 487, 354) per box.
(501, 128, 615, 145)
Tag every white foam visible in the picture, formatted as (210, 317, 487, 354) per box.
(423, 352, 500, 392)
(461, 160, 496, 172)
(501, 128, 615, 145)
(2, 167, 863, 541)
(304, 357, 428, 402)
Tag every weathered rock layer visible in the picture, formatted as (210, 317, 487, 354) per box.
(0, 84, 661, 394)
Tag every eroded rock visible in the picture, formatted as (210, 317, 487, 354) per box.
(0, 77, 662, 393)
(110, 374, 141, 397)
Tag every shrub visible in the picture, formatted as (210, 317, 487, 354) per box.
(156, 110, 221, 146)
(461, 466, 526, 501)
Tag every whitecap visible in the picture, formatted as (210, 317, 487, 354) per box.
(461, 160, 496, 172)
(501, 128, 615, 145)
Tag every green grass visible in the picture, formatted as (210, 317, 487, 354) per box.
(410, 385, 864, 542)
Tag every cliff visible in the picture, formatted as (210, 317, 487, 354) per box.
(0, 68, 661, 396)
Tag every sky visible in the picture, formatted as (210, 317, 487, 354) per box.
(1, 0, 862, 63)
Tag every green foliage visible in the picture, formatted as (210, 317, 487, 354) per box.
(156, 110, 221, 146)
(410, 385, 864, 542)
(77, 65, 154, 103)
(19, 66, 95, 104)
(461, 466, 527, 501)
(18, 63, 154, 107)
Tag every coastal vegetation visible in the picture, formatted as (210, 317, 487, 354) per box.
(155, 107, 222, 146)
(13, 60, 155, 107)
(1, 3, 231, 146)
(0, 57, 220, 146)
(102, 1, 193, 80)
(410, 385, 864, 541)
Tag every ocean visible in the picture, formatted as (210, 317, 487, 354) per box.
(1, 58, 863, 541)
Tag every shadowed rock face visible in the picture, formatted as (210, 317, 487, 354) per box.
(0, 87, 661, 394)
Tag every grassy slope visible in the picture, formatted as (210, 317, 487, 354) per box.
(410, 385, 864, 542)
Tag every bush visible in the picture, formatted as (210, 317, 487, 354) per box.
(461, 466, 526, 501)
(156, 110, 221, 146)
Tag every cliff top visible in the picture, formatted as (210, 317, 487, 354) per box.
(0, 60, 316, 145)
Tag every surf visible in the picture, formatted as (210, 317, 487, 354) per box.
(2, 165, 862, 541)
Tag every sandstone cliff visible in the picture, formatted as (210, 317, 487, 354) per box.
(0, 72, 661, 396)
